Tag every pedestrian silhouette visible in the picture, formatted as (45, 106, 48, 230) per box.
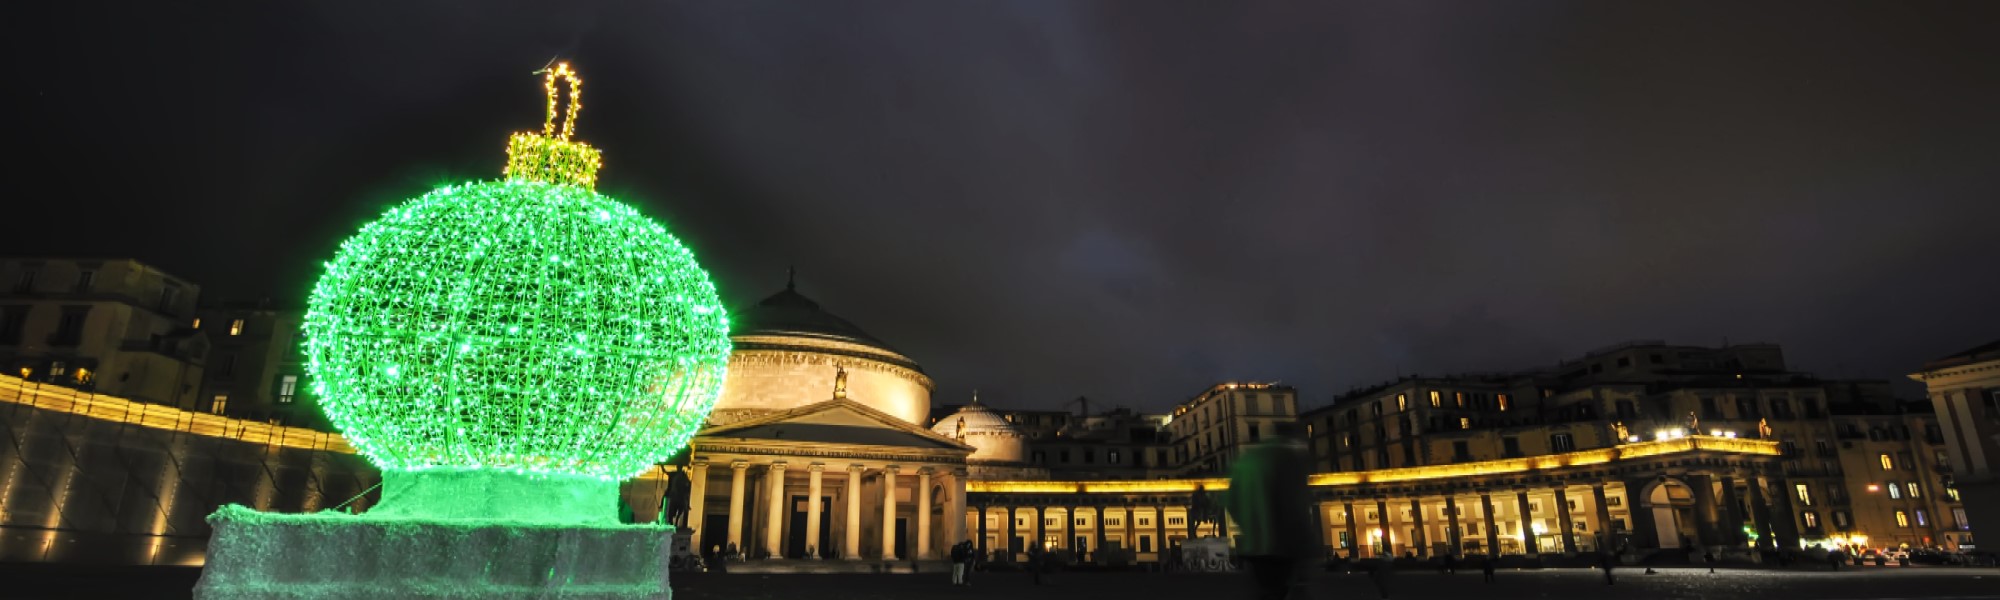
(1223, 422, 1311, 600)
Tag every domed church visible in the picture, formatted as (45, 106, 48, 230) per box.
(655, 273, 976, 565)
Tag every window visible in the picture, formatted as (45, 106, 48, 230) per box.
(1397, 394, 1407, 411)
(51, 306, 89, 346)
(1455, 392, 1465, 407)
(1031, 451, 1045, 464)
(1915, 510, 1929, 527)
(1802, 511, 1819, 528)
(0, 305, 28, 345)
(1138, 517, 1150, 526)
(1895, 510, 1909, 528)
(1888, 484, 1901, 499)
(1429, 391, 1441, 407)
(1452, 441, 1470, 461)
(74, 270, 94, 291)
(1832, 511, 1851, 528)
(1616, 357, 1631, 367)
(1502, 437, 1521, 456)
(1249, 425, 1260, 442)
(1794, 484, 1812, 506)
(215, 353, 236, 378)
(1880, 454, 1894, 470)
(1059, 450, 1070, 463)
(1616, 400, 1637, 420)
(1167, 517, 1184, 526)
(1815, 440, 1833, 457)
(1108, 450, 1120, 464)
(1947, 487, 1960, 502)
(1459, 417, 1470, 430)
(1497, 394, 1509, 411)
(1649, 353, 1664, 364)
(211, 394, 229, 414)
(1083, 449, 1095, 464)
(1953, 508, 1969, 530)
(1906, 482, 1921, 498)
(1898, 452, 1915, 470)
(1550, 433, 1575, 452)
(192, 317, 202, 329)
(14, 270, 35, 292)
(229, 319, 245, 336)
(278, 374, 298, 403)
(158, 286, 180, 311)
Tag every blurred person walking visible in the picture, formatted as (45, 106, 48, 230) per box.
(1224, 422, 1312, 600)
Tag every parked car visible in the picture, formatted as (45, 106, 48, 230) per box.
(1909, 550, 1951, 565)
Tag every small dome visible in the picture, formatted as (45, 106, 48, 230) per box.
(931, 401, 1025, 463)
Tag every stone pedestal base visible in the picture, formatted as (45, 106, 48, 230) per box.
(194, 505, 672, 600)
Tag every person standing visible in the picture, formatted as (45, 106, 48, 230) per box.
(1029, 542, 1046, 585)
(1598, 551, 1615, 585)
(950, 540, 969, 585)
(1481, 553, 1496, 583)
(1223, 422, 1312, 600)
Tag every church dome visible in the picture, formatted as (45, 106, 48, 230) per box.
(711, 274, 932, 426)
(931, 400, 1025, 463)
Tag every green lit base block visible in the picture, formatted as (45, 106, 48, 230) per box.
(193, 505, 672, 600)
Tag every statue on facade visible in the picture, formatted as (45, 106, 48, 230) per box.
(1688, 411, 1701, 432)
(1188, 485, 1224, 537)
(1757, 418, 1773, 439)
(954, 416, 967, 440)
(1611, 421, 1629, 442)
(662, 468, 693, 527)
(833, 365, 848, 399)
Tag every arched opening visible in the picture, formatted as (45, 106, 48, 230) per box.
(1645, 479, 1698, 548)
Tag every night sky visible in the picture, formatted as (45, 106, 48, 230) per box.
(7, 2, 1998, 411)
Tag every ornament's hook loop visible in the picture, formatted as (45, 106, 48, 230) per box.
(540, 62, 583, 140)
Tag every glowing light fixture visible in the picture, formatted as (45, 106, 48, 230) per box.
(304, 62, 731, 487)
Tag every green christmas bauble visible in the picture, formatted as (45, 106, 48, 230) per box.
(303, 179, 731, 480)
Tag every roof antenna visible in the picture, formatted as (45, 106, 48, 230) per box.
(786, 265, 797, 291)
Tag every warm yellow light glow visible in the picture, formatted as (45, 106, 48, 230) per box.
(0, 373, 354, 454)
(973, 436, 1779, 495)
(504, 61, 604, 189)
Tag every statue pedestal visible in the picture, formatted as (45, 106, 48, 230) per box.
(194, 505, 672, 600)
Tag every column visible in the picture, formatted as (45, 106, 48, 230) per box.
(1065, 506, 1076, 552)
(1124, 505, 1136, 556)
(1309, 501, 1328, 558)
(1766, 472, 1801, 550)
(806, 464, 824, 558)
(1747, 476, 1774, 550)
(1094, 507, 1107, 563)
(727, 461, 749, 551)
(1343, 502, 1359, 557)
(1719, 476, 1744, 545)
(1689, 473, 1719, 546)
(1034, 506, 1046, 553)
(1445, 497, 1462, 555)
(1554, 488, 1578, 554)
(1591, 484, 1613, 551)
(845, 464, 863, 560)
(946, 470, 968, 551)
(1410, 498, 1428, 557)
(1006, 506, 1019, 559)
(1153, 504, 1166, 562)
(688, 461, 709, 554)
(1375, 499, 1391, 556)
(764, 462, 787, 557)
(880, 465, 900, 560)
(1515, 490, 1537, 556)
(1480, 493, 1499, 556)
(975, 505, 989, 555)
(916, 468, 933, 559)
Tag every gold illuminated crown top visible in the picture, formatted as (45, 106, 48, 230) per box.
(504, 62, 604, 190)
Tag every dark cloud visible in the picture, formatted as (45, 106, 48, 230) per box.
(6, 1, 1997, 411)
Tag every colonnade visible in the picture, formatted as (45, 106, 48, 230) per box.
(685, 460, 966, 561)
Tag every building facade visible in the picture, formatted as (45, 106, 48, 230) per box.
(1910, 340, 1999, 551)
(191, 302, 322, 427)
(1169, 383, 1298, 475)
(0, 258, 207, 408)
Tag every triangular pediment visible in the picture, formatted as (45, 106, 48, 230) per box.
(698, 398, 975, 452)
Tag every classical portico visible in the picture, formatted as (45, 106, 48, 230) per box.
(675, 398, 972, 561)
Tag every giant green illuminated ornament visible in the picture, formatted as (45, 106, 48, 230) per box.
(303, 63, 731, 491)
